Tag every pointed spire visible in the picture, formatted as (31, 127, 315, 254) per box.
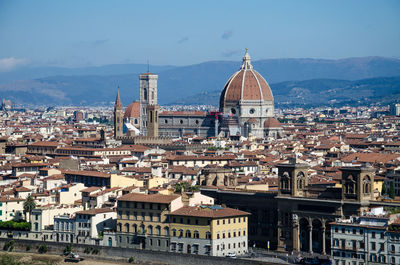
(115, 87, 122, 109)
(241, 47, 253, 70)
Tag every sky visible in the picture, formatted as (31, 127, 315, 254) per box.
(0, 0, 399, 69)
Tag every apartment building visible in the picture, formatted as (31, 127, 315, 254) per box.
(169, 205, 249, 256)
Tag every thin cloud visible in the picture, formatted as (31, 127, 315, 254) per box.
(222, 49, 241, 57)
(0, 57, 29, 72)
(221, 30, 233, 40)
(74, 39, 110, 48)
(178, 36, 189, 44)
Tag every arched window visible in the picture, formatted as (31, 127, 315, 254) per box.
(156, 226, 161, 236)
(193, 230, 199, 239)
(140, 224, 145, 234)
(205, 232, 211, 239)
(281, 172, 290, 190)
(297, 172, 305, 190)
(164, 227, 170, 236)
(345, 175, 356, 194)
(179, 229, 183, 237)
(363, 176, 371, 194)
(144, 88, 148, 101)
(148, 225, 153, 235)
(125, 223, 129, 233)
(133, 224, 137, 234)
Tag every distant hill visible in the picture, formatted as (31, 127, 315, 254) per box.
(174, 76, 400, 107)
(0, 57, 400, 106)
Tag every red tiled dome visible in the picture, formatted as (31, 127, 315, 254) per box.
(220, 49, 273, 106)
(264, 117, 281, 128)
(124, 101, 140, 119)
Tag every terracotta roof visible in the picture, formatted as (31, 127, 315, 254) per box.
(221, 64, 273, 102)
(124, 101, 140, 119)
(29, 141, 60, 147)
(76, 208, 114, 216)
(169, 205, 250, 218)
(264, 117, 281, 128)
(15, 186, 31, 192)
(118, 193, 180, 204)
(80, 187, 102, 193)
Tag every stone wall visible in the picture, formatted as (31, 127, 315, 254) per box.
(0, 238, 266, 265)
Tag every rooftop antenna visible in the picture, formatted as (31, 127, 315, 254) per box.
(147, 60, 150, 73)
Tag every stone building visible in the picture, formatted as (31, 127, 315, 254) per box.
(114, 49, 282, 139)
(200, 161, 397, 255)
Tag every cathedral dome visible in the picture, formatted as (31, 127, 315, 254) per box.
(220, 49, 273, 110)
(264, 117, 281, 128)
(124, 101, 140, 119)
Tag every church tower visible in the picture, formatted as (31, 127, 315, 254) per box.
(139, 72, 158, 136)
(114, 88, 124, 139)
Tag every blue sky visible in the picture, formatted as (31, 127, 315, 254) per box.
(0, 0, 399, 68)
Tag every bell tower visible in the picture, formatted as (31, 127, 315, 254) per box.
(277, 158, 309, 197)
(139, 72, 158, 136)
(114, 88, 124, 139)
(341, 166, 375, 202)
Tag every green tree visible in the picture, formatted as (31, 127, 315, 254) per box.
(382, 182, 387, 195)
(390, 181, 396, 199)
(23, 194, 36, 221)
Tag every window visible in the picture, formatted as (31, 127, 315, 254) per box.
(371, 242, 376, 251)
(185, 230, 191, 238)
(206, 232, 211, 239)
(372, 232, 376, 238)
(194, 231, 199, 239)
(172, 229, 176, 237)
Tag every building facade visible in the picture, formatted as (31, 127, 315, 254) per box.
(115, 49, 282, 139)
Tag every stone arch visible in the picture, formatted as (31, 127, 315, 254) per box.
(363, 175, 371, 194)
(312, 218, 323, 253)
(345, 175, 356, 194)
(297, 171, 305, 190)
(299, 218, 310, 252)
(281, 172, 290, 190)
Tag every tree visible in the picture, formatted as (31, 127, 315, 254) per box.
(382, 182, 387, 195)
(23, 194, 36, 221)
(390, 181, 396, 199)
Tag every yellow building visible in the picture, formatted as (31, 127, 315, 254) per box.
(116, 193, 182, 251)
(169, 205, 250, 256)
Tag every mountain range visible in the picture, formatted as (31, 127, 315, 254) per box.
(0, 56, 399, 107)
